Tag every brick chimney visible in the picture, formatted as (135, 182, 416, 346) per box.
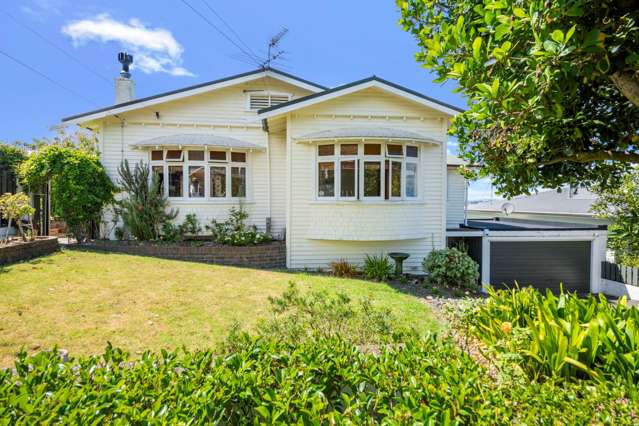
(115, 52, 135, 104)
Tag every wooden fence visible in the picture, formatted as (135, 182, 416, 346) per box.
(602, 261, 639, 286)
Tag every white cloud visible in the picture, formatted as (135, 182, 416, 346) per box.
(62, 14, 194, 77)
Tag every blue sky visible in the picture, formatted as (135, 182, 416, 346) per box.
(1, 0, 495, 199)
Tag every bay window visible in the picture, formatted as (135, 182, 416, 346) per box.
(150, 148, 248, 200)
(315, 142, 419, 201)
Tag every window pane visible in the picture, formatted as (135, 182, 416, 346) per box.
(188, 150, 204, 161)
(406, 162, 417, 197)
(188, 166, 205, 197)
(231, 167, 246, 197)
(210, 151, 226, 161)
(406, 146, 418, 158)
(340, 160, 356, 197)
(151, 150, 163, 161)
(340, 144, 358, 156)
(364, 161, 381, 197)
(166, 150, 183, 161)
(318, 145, 334, 156)
(317, 162, 335, 197)
(168, 165, 183, 197)
(151, 165, 164, 195)
(364, 144, 381, 155)
(387, 144, 403, 156)
(231, 152, 246, 162)
(210, 166, 226, 198)
(391, 161, 402, 197)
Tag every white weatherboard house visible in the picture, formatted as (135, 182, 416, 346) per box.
(63, 60, 609, 294)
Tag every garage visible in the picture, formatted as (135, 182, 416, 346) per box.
(446, 219, 608, 294)
(490, 240, 591, 293)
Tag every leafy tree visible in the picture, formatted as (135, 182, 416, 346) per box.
(26, 126, 99, 155)
(0, 144, 27, 172)
(19, 145, 115, 241)
(399, 0, 639, 196)
(116, 160, 177, 241)
(592, 171, 639, 265)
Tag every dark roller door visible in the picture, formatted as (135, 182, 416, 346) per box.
(490, 241, 590, 293)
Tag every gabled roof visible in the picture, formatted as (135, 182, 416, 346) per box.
(61, 68, 327, 125)
(257, 76, 465, 118)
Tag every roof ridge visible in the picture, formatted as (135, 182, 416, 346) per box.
(62, 68, 327, 123)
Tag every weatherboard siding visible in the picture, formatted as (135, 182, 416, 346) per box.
(286, 90, 448, 271)
(98, 77, 308, 238)
(446, 169, 467, 228)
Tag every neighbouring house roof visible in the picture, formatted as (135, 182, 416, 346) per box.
(468, 187, 599, 216)
(447, 155, 467, 167)
(61, 68, 327, 125)
(131, 134, 265, 150)
(295, 126, 444, 144)
(257, 76, 465, 119)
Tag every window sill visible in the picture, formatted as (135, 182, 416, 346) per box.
(167, 198, 254, 205)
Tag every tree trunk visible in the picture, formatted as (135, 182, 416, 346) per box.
(611, 71, 639, 107)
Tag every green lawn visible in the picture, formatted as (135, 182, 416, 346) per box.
(0, 250, 438, 366)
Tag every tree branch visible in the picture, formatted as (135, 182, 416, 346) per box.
(611, 71, 639, 107)
(542, 151, 639, 166)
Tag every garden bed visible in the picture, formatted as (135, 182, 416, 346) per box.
(74, 239, 286, 268)
(0, 236, 59, 265)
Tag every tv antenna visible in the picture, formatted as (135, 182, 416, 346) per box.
(262, 27, 288, 69)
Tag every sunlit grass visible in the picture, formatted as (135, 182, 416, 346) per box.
(0, 250, 438, 366)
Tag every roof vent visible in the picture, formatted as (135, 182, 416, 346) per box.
(115, 52, 135, 104)
(118, 52, 133, 78)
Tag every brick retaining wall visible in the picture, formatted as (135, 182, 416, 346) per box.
(0, 237, 59, 265)
(74, 240, 286, 269)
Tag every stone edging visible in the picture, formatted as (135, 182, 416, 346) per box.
(72, 240, 286, 269)
(0, 237, 60, 266)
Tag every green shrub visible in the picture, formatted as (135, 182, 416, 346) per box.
(206, 205, 270, 246)
(179, 213, 201, 236)
(363, 254, 394, 281)
(465, 286, 639, 383)
(423, 247, 479, 288)
(19, 145, 115, 241)
(330, 258, 358, 277)
(229, 282, 415, 347)
(1, 336, 636, 424)
(116, 160, 178, 241)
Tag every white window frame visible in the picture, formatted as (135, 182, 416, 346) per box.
(314, 142, 420, 202)
(316, 143, 337, 199)
(404, 148, 419, 199)
(245, 91, 292, 111)
(149, 148, 249, 202)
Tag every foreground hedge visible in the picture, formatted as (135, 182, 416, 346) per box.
(0, 337, 635, 424)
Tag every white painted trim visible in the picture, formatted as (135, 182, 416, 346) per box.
(64, 70, 324, 125)
(481, 233, 491, 293)
(285, 114, 292, 269)
(446, 230, 484, 237)
(601, 279, 639, 300)
(440, 118, 447, 251)
(257, 80, 460, 119)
